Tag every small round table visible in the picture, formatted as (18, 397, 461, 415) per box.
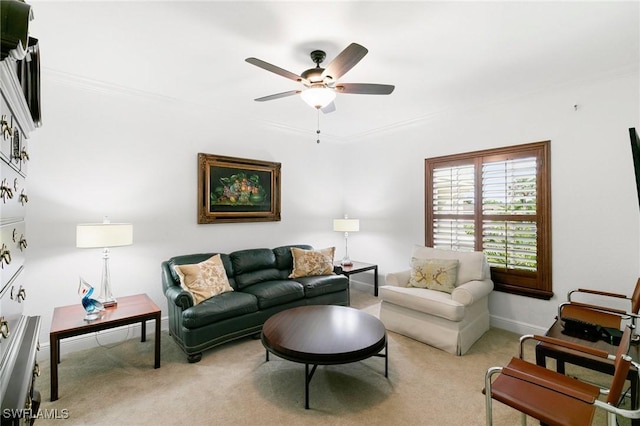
(261, 305, 388, 409)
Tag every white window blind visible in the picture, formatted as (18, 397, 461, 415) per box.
(432, 165, 475, 251)
(481, 157, 538, 271)
(432, 165, 475, 214)
(482, 158, 537, 216)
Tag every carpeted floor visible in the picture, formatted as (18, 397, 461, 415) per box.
(35, 289, 625, 425)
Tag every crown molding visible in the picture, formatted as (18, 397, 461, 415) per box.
(41, 64, 638, 145)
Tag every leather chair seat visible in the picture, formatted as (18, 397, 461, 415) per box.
(490, 357, 599, 426)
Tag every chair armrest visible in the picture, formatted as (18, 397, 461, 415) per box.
(452, 279, 493, 305)
(385, 270, 411, 287)
(568, 288, 628, 302)
(165, 286, 194, 310)
(520, 334, 610, 360)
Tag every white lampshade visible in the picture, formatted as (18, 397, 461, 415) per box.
(76, 223, 133, 248)
(300, 86, 336, 109)
(333, 219, 359, 233)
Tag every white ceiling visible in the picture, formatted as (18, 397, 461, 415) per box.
(29, 1, 639, 143)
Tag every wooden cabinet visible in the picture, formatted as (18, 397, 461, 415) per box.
(0, 0, 41, 422)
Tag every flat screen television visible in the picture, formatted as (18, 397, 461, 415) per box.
(630, 128, 640, 209)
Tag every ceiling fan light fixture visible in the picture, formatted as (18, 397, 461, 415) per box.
(300, 86, 336, 109)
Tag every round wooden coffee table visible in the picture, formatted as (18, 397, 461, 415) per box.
(261, 305, 388, 409)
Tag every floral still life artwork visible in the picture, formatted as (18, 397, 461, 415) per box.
(78, 277, 104, 321)
(212, 171, 268, 207)
(198, 153, 281, 224)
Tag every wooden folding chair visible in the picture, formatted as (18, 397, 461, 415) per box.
(484, 325, 640, 426)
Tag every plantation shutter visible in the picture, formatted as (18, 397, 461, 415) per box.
(425, 141, 551, 299)
(481, 156, 537, 271)
(431, 164, 475, 251)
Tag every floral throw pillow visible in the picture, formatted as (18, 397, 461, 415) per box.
(408, 257, 459, 294)
(289, 247, 335, 279)
(173, 254, 234, 305)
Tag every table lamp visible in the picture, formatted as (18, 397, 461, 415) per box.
(333, 215, 359, 266)
(76, 218, 133, 308)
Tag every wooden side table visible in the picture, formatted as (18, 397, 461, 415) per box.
(337, 261, 379, 298)
(49, 293, 161, 401)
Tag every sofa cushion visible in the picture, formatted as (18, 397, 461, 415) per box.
(273, 244, 313, 270)
(379, 285, 465, 322)
(295, 274, 348, 298)
(242, 280, 304, 309)
(234, 268, 283, 289)
(412, 245, 485, 285)
(231, 248, 277, 274)
(408, 258, 459, 294)
(231, 248, 278, 289)
(168, 253, 234, 288)
(289, 247, 335, 278)
(173, 254, 234, 305)
(182, 291, 258, 329)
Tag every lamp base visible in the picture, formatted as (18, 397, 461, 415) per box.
(100, 298, 117, 308)
(340, 258, 353, 267)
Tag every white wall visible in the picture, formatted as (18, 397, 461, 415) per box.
(26, 67, 639, 348)
(24, 77, 348, 340)
(21, 55, 640, 348)
(342, 71, 640, 334)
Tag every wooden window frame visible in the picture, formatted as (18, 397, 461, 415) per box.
(425, 141, 552, 299)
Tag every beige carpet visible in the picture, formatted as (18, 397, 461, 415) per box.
(35, 289, 624, 425)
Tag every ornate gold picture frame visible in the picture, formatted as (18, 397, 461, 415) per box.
(197, 153, 281, 224)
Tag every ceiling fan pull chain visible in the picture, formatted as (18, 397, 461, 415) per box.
(316, 109, 321, 144)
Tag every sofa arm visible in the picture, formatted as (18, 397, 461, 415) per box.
(165, 286, 194, 310)
(385, 270, 411, 288)
(452, 279, 493, 306)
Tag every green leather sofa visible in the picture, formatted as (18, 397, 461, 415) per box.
(161, 244, 349, 362)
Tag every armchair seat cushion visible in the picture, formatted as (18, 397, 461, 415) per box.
(379, 285, 465, 321)
(183, 291, 258, 329)
(242, 280, 304, 309)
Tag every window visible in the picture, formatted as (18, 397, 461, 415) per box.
(425, 141, 552, 299)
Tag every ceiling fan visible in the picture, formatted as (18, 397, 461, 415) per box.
(245, 42, 395, 113)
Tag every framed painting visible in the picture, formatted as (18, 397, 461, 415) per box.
(197, 153, 281, 224)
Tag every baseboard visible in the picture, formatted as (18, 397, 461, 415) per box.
(489, 314, 548, 336)
(37, 316, 170, 363)
(350, 279, 374, 293)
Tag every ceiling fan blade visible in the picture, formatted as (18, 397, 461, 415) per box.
(245, 57, 308, 84)
(321, 101, 336, 114)
(321, 43, 368, 81)
(254, 90, 300, 102)
(335, 83, 395, 95)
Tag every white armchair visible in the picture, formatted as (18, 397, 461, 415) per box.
(379, 246, 494, 355)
